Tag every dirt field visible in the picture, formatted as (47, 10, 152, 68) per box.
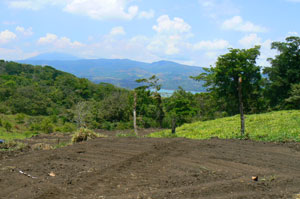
(0, 135, 300, 199)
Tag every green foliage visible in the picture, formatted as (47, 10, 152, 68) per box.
(15, 113, 25, 124)
(264, 36, 300, 108)
(71, 128, 100, 143)
(164, 88, 196, 128)
(41, 118, 54, 134)
(193, 46, 263, 115)
(0, 131, 38, 141)
(286, 83, 300, 108)
(0, 60, 128, 119)
(135, 75, 165, 128)
(4, 121, 12, 132)
(150, 110, 300, 142)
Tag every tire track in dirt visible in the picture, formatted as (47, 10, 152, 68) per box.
(0, 138, 299, 199)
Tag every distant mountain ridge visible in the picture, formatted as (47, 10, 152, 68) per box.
(27, 52, 80, 61)
(19, 53, 205, 91)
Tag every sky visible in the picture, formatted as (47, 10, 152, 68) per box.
(0, 0, 299, 67)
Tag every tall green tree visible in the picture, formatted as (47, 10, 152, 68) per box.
(264, 36, 300, 108)
(192, 46, 262, 115)
(135, 75, 164, 128)
(164, 88, 195, 134)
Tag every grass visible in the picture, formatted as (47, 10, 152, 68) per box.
(0, 131, 38, 141)
(149, 110, 300, 142)
(0, 113, 76, 142)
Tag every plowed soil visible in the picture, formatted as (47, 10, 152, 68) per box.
(0, 136, 300, 199)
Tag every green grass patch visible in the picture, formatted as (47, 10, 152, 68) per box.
(149, 110, 300, 142)
(0, 131, 38, 141)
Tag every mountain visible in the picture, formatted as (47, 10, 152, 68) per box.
(27, 52, 80, 61)
(19, 56, 205, 91)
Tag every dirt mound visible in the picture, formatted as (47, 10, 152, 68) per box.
(0, 137, 299, 199)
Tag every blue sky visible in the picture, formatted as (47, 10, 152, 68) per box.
(0, 0, 299, 67)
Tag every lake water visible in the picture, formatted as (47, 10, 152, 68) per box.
(153, 89, 201, 97)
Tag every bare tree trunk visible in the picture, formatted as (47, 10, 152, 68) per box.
(133, 91, 138, 135)
(238, 77, 245, 136)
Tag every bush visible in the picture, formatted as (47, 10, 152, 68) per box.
(41, 118, 54, 134)
(30, 123, 42, 131)
(71, 128, 99, 143)
(101, 121, 114, 130)
(16, 113, 25, 124)
(62, 123, 76, 133)
(116, 122, 132, 130)
(4, 121, 12, 132)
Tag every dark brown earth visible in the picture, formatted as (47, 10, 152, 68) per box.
(0, 133, 300, 199)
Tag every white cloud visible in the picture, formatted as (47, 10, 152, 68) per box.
(147, 15, 193, 55)
(138, 10, 155, 19)
(0, 30, 17, 44)
(153, 15, 191, 34)
(64, 0, 139, 20)
(38, 33, 58, 44)
(222, 16, 267, 33)
(238, 33, 262, 48)
(194, 39, 230, 50)
(110, 26, 126, 36)
(38, 33, 84, 48)
(16, 26, 33, 36)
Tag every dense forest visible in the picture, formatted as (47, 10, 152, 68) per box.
(0, 36, 299, 135)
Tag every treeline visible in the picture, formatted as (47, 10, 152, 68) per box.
(0, 36, 299, 133)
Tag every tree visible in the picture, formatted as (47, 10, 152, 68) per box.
(165, 88, 195, 134)
(192, 46, 262, 136)
(73, 101, 91, 128)
(135, 75, 165, 128)
(192, 46, 262, 115)
(264, 36, 300, 108)
(285, 83, 300, 109)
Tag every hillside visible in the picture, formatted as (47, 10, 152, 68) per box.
(150, 110, 300, 142)
(18, 54, 205, 91)
(0, 60, 127, 116)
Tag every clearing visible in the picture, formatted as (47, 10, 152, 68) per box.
(0, 135, 300, 199)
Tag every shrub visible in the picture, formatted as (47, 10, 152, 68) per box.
(61, 123, 76, 133)
(4, 121, 12, 132)
(41, 118, 54, 134)
(71, 128, 99, 143)
(16, 113, 25, 124)
(30, 123, 42, 131)
(116, 122, 132, 130)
